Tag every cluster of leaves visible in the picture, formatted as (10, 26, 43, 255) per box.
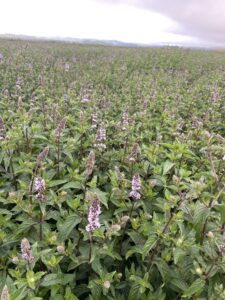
(0, 39, 225, 299)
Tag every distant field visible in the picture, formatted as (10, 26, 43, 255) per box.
(0, 39, 225, 300)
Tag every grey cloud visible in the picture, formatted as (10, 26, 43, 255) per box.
(96, 0, 225, 46)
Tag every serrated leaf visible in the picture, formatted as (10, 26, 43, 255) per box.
(126, 245, 143, 260)
(193, 203, 209, 236)
(65, 286, 79, 300)
(163, 161, 174, 175)
(10, 286, 27, 300)
(58, 214, 81, 241)
(154, 259, 171, 282)
(48, 179, 68, 187)
(173, 247, 186, 264)
(40, 273, 75, 287)
(128, 281, 140, 300)
(182, 279, 205, 298)
(91, 188, 108, 208)
(142, 234, 157, 259)
(60, 181, 82, 190)
(170, 278, 188, 292)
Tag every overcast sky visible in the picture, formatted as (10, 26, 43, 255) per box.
(0, 0, 225, 47)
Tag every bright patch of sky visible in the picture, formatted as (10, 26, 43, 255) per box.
(0, 0, 195, 45)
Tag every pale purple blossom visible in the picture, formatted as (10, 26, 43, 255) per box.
(122, 110, 129, 130)
(16, 77, 23, 86)
(83, 150, 95, 178)
(63, 94, 69, 101)
(94, 127, 106, 150)
(37, 146, 49, 165)
(223, 155, 225, 161)
(91, 109, 98, 129)
(81, 94, 90, 103)
(0, 116, 5, 140)
(143, 98, 148, 113)
(212, 87, 219, 103)
(3, 89, 9, 97)
(64, 63, 70, 72)
(219, 238, 225, 252)
(129, 143, 138, 162)
(21, 238, 34, 263)
(130, 173, 141, 200)
(86, 197, 101, 232)
(34, 177, 47, 201)
(34, 177, 45, 193)
(55, 117, 67, 138)
(38, 74, 45, 86)
(0, 285, 9, 300)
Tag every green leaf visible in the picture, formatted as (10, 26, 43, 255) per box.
(173, 247, 186, 264)
(58, 214, 81, 241)
(193, 203, 209, 237)
(154, 259, 171, 282)
(182, 278, 205, 298)
(163, 161, 175, 175)
(10, 286, 27, 300)
(26, 271, 39, 289)
(91, 188, 108, 208)
(48, 179, 68, 188)
(170, 278, 188, 292)
(142, 234, 157, 259)
(214, 204, 225, 224)
(65, 286, 79, 300)
(126, 245, 143, 260)
(128, 281, 140, 300)
(40, 273, 75, 287)
(88, 280, 102, 299)
(61, 181, 82, 190)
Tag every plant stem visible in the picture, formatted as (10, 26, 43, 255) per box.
(89, 232, 93, 273)
(200, 176, 225, 245)
(25, 126, 30, 152)
(29, 165, 38, 204)
(56, 137, 60, 178)
(122, 133, 129, 162)
(147, 193, 186, 272)
(147, 212, 174, 272)
(6, 146, 17, 190)
(119, 202, 135, 256)
(39, 202, 43, 241)
(80, 132, 84, 158)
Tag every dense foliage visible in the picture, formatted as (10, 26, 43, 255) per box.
(0, 39, 225, 299)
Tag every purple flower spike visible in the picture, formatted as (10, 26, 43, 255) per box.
(94, 126, 106, 150)
(86, 196, 101, 233)
(34, 177, 46, 193)
(130, 173, 141, 200)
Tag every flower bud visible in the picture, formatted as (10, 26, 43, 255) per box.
(103, 281, 111, 289)
(57, 245, 65, 253)
(207, 231, 214, 239)
(195, 267, 203, 275)
(121, 216, 129, 223)
(204, 130, 211, 139)
(0, 285, 9, 300)
(12, 256, 19, 264)
(177, 238, 183, 247)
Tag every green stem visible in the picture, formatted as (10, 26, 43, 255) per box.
(25, 126, 30, 152)
(147, 193, 186, 272)
(89, 232, 93, 273)
(122, 134, 129, 162)
(6, 147, 17, 190)
(29, 165, 38, 205)
(56, 137, 60, 178)
(119, 202, 135, 256)
(39, 203, 43, 241)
